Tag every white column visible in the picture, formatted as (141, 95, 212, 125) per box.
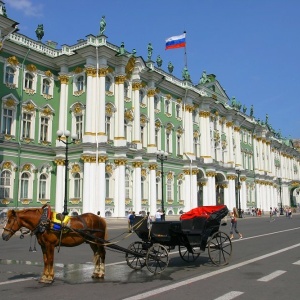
(84, 68, 94, 137)
(82, 156, 91, 213)
(191, 170, 198, 208)
(184, 169, 192, 212)
(114, 75, 126, 147)
(98, 68, 107, 139)
(206, 171, 216, 205)
(147, 89, 156, 149)
(55, 162, 64, 213)
(199, 111, 211, 158)
(91, 156, 106, 215)
(58, 75, 69, 131)
(132, 162, 142, 213)
(226, 121, 234, 164)
(132, 82, 141, 147)
(234, 126, 242, 166)
(149, 163, 157, 215)
(114, 159, 126, 217)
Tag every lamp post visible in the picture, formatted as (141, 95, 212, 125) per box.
(57, 130, 78, 215)
(236, 168, 242, 218)
(278, 177, 284, 215)
(157, 150, 168, 221)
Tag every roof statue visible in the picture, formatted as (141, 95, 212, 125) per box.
(2, 3, 7, 17)
(147, 43, 153, 61)
(35, 24, 44, 41)
(156, 55, 163, 68)
(265, 114, 269, 125)
(199, 70, 211, 85)
(131, 49, 136, 57)
(250, 105, 254, 117)
(116, 42, 126, 56)
(242, 105, 247, 114)
(99, 16, 106, 35)
(182, 66, 191, 81)
(168, 61, 174, 74)
(231, 97, 236, 108)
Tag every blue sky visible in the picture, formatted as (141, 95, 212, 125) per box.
(3, 0, 300, 139)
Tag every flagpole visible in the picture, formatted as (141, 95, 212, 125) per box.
(184, 31, 187, 68)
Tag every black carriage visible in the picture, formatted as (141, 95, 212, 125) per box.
(125, 205, 232, 274)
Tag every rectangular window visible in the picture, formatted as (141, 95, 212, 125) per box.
(2, 108, 13, 135)
(40, 117, 49, 141)
(0, 171, 11, 198)
(76, 115, 83, 140)
(22, 113, 32, 138)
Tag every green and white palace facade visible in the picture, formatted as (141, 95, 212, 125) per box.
(1, 8, 300, 217)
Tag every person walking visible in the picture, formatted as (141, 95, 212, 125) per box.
(155, 209, 163, 222)
(129, 211, 135, 232)
(230, 207, 243, 240)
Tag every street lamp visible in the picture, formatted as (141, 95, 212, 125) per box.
(157, 150, 168, 221)
(57, 130, 78, 215)
(236, 168, 242, 218)
(278, 177, 284, 215)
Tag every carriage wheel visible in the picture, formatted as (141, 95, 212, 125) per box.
(179, 245, 201, 262)
(126, 241, 146, 270)
(208, 231, 232, 266)
(146, 243, 169, 274)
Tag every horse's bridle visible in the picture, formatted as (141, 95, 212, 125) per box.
(3, 214, 22, 235)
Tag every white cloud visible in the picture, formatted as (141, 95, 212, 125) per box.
(5, 0, 43, 17)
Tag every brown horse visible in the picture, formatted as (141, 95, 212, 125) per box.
(2, 206, 107, 283)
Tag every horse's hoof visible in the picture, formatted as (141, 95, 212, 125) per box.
(39, 278, 53, 284)
(92, 273, 104, 279)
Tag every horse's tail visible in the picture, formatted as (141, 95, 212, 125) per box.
(104, 219, 108, 241)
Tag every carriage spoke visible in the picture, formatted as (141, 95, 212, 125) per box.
(146, 244, 169, 274)
(208, 231, 232, 266)
(126, 241, 146, 270)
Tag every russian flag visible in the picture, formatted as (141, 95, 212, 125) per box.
(165, 33, 186, 50)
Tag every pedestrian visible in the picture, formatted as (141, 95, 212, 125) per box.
(146, 212, 152, 229)
(129, 211, 135, 232)
(270, 207, 275, 222)
(230, 207, 243, 240)
(127, 211, 132, 232)
(288, 207, 292, 219)
(155, 209, 163, 222)
(97, 211, 100, 216)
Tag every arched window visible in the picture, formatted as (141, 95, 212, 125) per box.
(5, 66, 15, 84)
(20, 173, 30, 199)
(25, 73, 33, 89)
(0, 170, 11, 198)
(74, 173, 81, 198)
(39, 174, 47, 199)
